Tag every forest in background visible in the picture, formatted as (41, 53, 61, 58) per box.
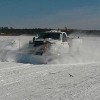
(0, 27, 100, 36)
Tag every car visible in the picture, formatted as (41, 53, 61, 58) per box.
(28, 30, 82, 64)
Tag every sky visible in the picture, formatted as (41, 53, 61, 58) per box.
(0, 0, 100, 29)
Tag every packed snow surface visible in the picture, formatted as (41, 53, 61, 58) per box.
(0, 36, 100, 100)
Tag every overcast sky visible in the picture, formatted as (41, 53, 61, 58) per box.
(0, 0, 100, 29)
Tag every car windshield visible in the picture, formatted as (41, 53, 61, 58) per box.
(38, 32, 61, 40)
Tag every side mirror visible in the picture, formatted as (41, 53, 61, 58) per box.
(33, 37, 36, 42)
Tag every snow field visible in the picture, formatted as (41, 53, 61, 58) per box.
(0, 36, 100, 99)
(0, 62, 100, 99)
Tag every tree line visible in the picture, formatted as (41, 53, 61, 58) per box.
(0, 27, 73, 36)
(0, 27, 100, 36)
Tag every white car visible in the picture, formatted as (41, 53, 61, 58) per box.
(29, 30, 82, 64)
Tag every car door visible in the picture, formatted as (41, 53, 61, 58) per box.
(61, 33, 69, 53)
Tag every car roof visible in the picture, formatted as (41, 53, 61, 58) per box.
(44, 30, 66, 34)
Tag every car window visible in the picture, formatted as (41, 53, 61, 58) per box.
(38, 33, 60, 40)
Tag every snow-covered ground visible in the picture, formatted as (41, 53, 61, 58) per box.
(0, 36, 100, 100)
